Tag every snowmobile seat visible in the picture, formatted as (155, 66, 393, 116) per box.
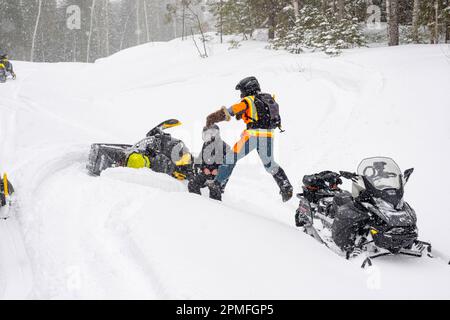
(302, 175, 326, 191)
(87, 143, 131, 176)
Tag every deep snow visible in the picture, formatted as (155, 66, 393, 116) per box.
(0, 37, 449, 299)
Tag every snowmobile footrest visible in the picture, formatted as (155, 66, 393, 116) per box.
(361, 252, 392, 268)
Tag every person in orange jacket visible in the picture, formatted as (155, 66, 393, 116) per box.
(205, 76, 293, 202)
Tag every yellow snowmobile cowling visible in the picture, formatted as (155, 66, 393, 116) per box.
(1, 173, 15, 219)
(87, 119, 194, 181)
(175, 153, 192, 166)
(3, 173, 9, 197)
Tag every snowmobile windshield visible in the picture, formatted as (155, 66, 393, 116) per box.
(357, 157, 402, 191)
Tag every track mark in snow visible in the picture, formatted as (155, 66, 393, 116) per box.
(106, 201, 173, 298)
(0, 218, 33, 299)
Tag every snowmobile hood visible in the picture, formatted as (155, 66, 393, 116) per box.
(371, 199, 417, 227)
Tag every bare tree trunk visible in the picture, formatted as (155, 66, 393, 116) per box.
(136, 0, 141, 45)
(72, 33, 77, 62)
(322, 0, 328, 14)
(31, 0, 43, 62)
(446, 0, 450, 42)
(292, 0, 300, 19)
(434, 0, 439, 44)
(268, 12, 276, 40)
(219, 0, 224, 43)
(87, 0, 96, 63)
(338, 0, 345, 20)
(120, 9, 132, 51)
(143, 0, 150, 42)
(387, 0, 399, 46)
(412, 0, 421, 43)
(187, 6, 208, 57)
(173, 16, 177, 39)
(105, 0, 110, 56)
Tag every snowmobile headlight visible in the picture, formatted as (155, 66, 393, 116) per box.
(370, 228, 379, 236)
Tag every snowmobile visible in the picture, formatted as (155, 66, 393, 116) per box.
(0, 69, 6, 83)
(0, 173, 15, 219)
(86, 119, 194, 180)
(0, 70, 15, 83)
(0, 56, 16, 83)
(295, 157, 433, 268)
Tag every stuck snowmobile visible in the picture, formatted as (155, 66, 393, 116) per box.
(0, 173, 15, 219)
(295, 157, 433, 267)
(87, 119, 194, 180)
(0, 53, 16, 83)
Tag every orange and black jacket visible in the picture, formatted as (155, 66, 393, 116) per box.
(227, 96, 260, 127)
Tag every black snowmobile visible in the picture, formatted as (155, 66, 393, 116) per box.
(296, 157, 433, 267)
(0, 54, 16, 83)
(87, 119, 194, 180)
(0, 173, 15, 219)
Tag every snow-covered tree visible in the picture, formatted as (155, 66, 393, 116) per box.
(272, 4, 366, 56)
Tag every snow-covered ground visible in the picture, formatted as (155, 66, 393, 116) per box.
(0, 37, 449, 299)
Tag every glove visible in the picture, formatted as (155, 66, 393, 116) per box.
(206, 107, 231, 128)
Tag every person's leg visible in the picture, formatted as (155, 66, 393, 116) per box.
(216, 133, 256, 186)
(211, 133, 257, 201)
(257, 136, 293, 202)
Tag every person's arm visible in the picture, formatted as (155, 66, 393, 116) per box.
(205, 100, 248, 128)
(206, 107, 231, 128)
(229, 101, 247, 117)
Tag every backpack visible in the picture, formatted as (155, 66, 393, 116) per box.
(252, 93, 282, 131)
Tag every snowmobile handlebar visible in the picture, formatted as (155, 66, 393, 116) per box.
(339, 171, 359, 181)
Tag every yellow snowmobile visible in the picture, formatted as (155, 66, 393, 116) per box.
(86, 119, 194, 180)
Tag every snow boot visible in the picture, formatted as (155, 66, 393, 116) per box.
(209, 180, 223, 201)
(273, 168, 293, 202)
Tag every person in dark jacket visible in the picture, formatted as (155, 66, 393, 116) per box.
(188, 125, 231, 199)
(127, 126, 193, 181)
(0, 53, 16, 82)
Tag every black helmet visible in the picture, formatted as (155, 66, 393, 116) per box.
(236, 76, 261, 98)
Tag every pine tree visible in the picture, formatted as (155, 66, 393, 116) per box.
(272, 3, 366, 56)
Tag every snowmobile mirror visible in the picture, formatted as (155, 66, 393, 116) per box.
(403, 168, 414, 183)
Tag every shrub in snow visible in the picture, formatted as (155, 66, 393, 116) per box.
(228, 39, 242, 50)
